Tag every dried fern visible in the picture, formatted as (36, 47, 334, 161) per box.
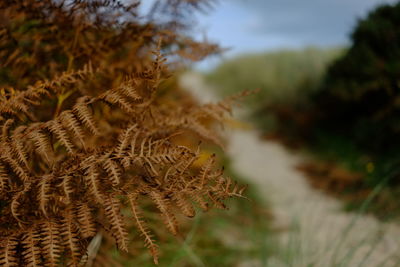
(0, 0, 246, 265)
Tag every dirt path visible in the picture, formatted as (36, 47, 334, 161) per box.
(180, 72, 400, 267)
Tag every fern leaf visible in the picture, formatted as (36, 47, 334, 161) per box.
(39, 63, 94, 94)
(29, 128, 54, 165)
(84, 164, 104, 204)
(103, 195, 129, 252)
(10, 131, 29, 168)
(0, 236, 19, 267)
(1, 119, 14, 140)
(40, 221, 62, 267)
(60, 175, 75, 204)
(116, 124, 137, 157)
(73, 96, 99, 135)
(127, 193, 159, 265)
(38, 174, 53, 218)
(149, 191, 178, 235)
(99, 90, 135, 114)
(61, 212, 84, 266)
(74, 203, 97, 239)
(102, 157, 122, 186)
(121, 131, 140, 168)
(1, 152, 30, 182)
(186, 119, 224, 148)
(207, 191, 226, 210)
(0, 92, 31, 117)
(216, 177, 247, 199)
(21, 227, 42, 267)
(190, 193, 209, 211)
(11, 192, 23, 223)
(173, 192, 195, 218)
(59, 111, 86, 149)
(118, 80, 141, 100)
(47, 119, 75, 154)
(10, 183, 31, 224)
(197, 154, 215, 188)
(0, 162, 10, 193)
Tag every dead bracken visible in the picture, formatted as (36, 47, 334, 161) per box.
(0, 1, 245, 266)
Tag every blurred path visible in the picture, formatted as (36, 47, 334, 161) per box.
(180, 72, 400, 267)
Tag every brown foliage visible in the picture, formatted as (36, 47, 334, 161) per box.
(296, 162, 363, 193)
(0, 0, 244, 265)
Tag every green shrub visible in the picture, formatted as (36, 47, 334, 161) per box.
(314, 3, 400, 154)
(311, 2, 400, 186)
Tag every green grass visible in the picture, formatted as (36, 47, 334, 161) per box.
(205, 47, 344, 106)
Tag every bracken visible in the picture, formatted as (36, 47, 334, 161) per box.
(0, 0, 246, 266)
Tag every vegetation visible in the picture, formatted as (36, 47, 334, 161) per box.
(302, 2, 400, 219)
(205, 2, 400, 220)
(311, 2, 400, 186)
(107, 167, 275, 267)
(206, 47, 343, 105)
(0, 1, 249, 266)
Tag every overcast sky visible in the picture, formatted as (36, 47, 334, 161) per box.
(193, 0, 397, 69)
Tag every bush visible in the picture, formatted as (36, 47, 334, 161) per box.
(312, 2, 400, 184)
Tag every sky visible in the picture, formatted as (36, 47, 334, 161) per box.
(192, 0, 397, 69)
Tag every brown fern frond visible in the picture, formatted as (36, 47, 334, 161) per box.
(190, 193, 209, 211)
(61, 211, 84, 266)
(207, 191, 226, 210)
(1, 151, 30, 183)
(99, 89, 136, 114)
(102, 156, 122, 187)
(14, 63, 94, 104)
(0, 235, 19, 267)
(127, 193, 159, 264)
(10, 192, 24, 224)
(116, 124, 138, 157)
(172, 192, 195, 218)
(84, 164, 104, 204)
(73, 96, 99, 135)
(0, 162, 10, 194)
(74, 203, 97, 239)
(129, 138, 193, 168)
(43, 62, 94, 94)
(117, 79, 141, 101)
(11, 183, 32, 224)
(29, 127, 54, 165)
(40, 220, 63, 267)
(120, 131, 140, 168)
(1, 119, 15, 140)
(21, 227, 42, 267)
(10, 130, 29, 168)
(197, 154, 216, 189)
(60, 175, 75, 204)
(47, 120, 75, 154)
(214, 177, 248, 199)
(149, 191, 179, 235)
(38, 174, 53, 218)
(185, 119, 224, 147)
(0, 88, 44, 118)
(103, 195, 129, 252)
(59, 111, 86, 149)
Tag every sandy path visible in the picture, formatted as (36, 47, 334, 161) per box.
(180, 72, 400, 267)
